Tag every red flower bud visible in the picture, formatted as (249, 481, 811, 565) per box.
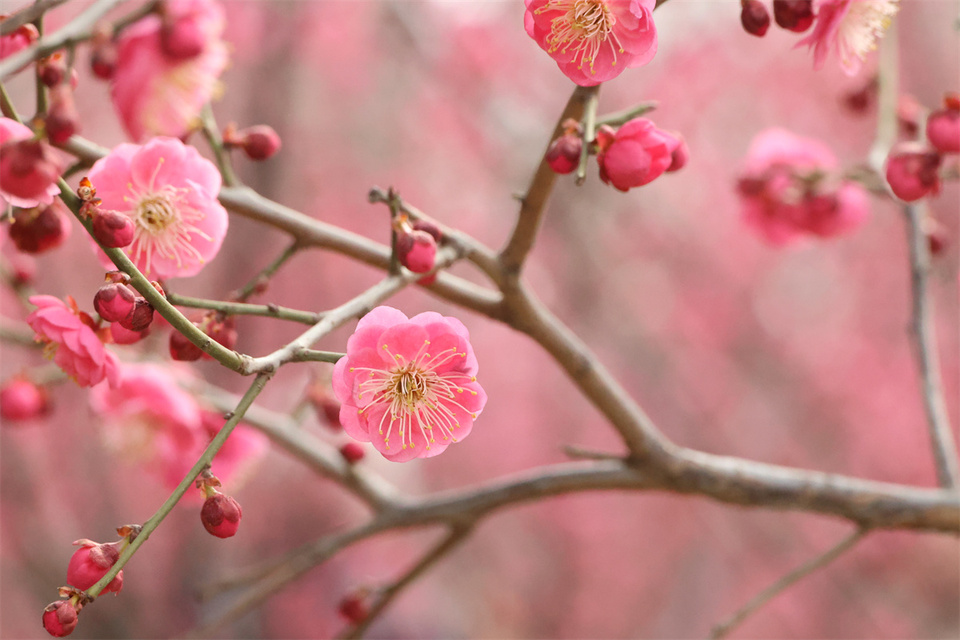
(397, 230, 437, 274)
(237, 125, 282, 160)
(42, 601, 78, 638)
(926, 96, 960, 154)
(67, 539, 123, 593)
(118, 298, 155, 332)
(45, 85, 81, 145)
(740, 0, 771, 37)
(110, 322, 149, 345)
(94, 282, 138, 323)
(91, 209, 135, 248)
(0, 377, 50, 422)
(338, 592, 370, 624)
(0, 138, 62, 201)
(412, 219, 442, 243)
(546, 131, 583, 174)
(885, 145, 942, 202)
(8, 202, 70, 254)
(201, 493, 242, 538)
(339, 442, 365, 464)
(773, 0, 814, 33)
(38, 53, 68, 88)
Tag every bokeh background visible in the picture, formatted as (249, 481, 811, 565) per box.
(2, 1, 958, 638)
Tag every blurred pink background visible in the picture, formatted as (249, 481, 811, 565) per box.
(2, 1, 958, 638)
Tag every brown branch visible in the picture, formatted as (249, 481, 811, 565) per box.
(904, 203, 959, 488)
(709, 528, 868, 639)
(0, 0, 69, 35)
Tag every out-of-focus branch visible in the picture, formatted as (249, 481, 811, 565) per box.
(0, 0, 69, 35)
(709, 528, 868, 639)
(499, 85, 595, 274)
(340, 525, 473, 639)
(903, 203, 959, 488)
(165, 292, 321, 325)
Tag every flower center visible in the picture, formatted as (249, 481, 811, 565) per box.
(537, 0, 624, 73)
(840, 0, 899, 63)
(136, 194, 178, 234)
(352, 339, 478, 452)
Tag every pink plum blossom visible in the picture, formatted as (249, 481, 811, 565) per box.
(26, 295, 120, 388)
(89, 363, 266, 489)
(0, 117, 61, 209)
(333, 306, 487, 462)
(85, 137, 229, 279)
(798, 0, 900, 76)
(737, 128, 870, 245)
(111, 0, 228, 141)
(524, 0, 658, 86)
(595, 118, 681, 191)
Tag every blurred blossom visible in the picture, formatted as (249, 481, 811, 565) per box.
(7, 202, 72, 254)
(26, 295, 120, 388)
(737, 128, 869, 245)
(0, 118, 61, 209)
(111, 0, 228, 141)
(524, 0, 658, 86)
(89, 363, 265, 489)
(798, 0, 900, 76)
(333, 306, 487, 462)
(85, 137, 228, 279)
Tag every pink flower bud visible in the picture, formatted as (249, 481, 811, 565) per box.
(67, 539, 123, 593)
(45, 86, 80, 145)
(338, 592, 370, 624)
(161, 13, 207, 61)
(339, 442, 365, 464)
(201, 493, 242, 538)
(397, 229, 437, 274)
(8, 202, 70, 254)
(546, 132, 582, 174)
(89, 35, 118, 80)
(42, 601, 78, 638)
(926, 96, 960, 154)
(236, 125, 281, 160)
(118, 298, 155, 332)
(596, 118, 679, 191)
(0, 377, 50, 422)
(0, 138, 62, 201)
(773, 0, 813, 33)
(169, 328, 204, 361)
(94, 282, 138, 323)
(1, 21, 39, 62)
(110, 321, 149, 345)
(740, 0, 771, 37)
(412, 219, 443, 243)
(91, 209, 135, 248)
(885, 145, 942, 202)
(666, 132, 689, 172)
(38, 53, 68, 88)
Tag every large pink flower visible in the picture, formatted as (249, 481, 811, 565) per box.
(798, 0, 900, 76)
(90, 363, 267, 489)
(524, 0, 657, 86)
(26, 295, 120, 388)
(333, 306, 487, 462)
(85, 137, 228, 279)
(0, 117, 60, 209)
(737, 128, 869, 245)
(110, 0, 228, 141)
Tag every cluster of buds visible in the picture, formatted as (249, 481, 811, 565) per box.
(42, 526, 139, 636)
(394, 214, 442, 278)
(885, 92, 960, 202)
(197, 472, 242, 538)
(7, 201, 71, 254)
(77, 177, 135, 249)
(169, 311, 238, 361)
(0, 375, 51, 423)
(93, 271, 162, 337)
(222, 123, 282, 161)
(740, 0, 813, 37)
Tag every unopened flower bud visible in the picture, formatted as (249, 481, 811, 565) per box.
(38, 53, 68, 88)
(201, 493, 242, 538)
(397, 230, 437, 274)
(204, 315, 237, 353)
(307, 384, 342, 430)
(67, 539, 123, 593)
(110, 322, 148, 345)
(91, 209, 135, 248)
(926, 94, 960, 154)
(118, 298, 155, 332)
(169, 329, 203, 361)
(773, 0, 813, 33)
(546, 131, 582, 174)
(8, 202, 70, 254)
(339, 442, 365, 464)
(885, 145, 942, 202)
(338, 592, 370, 624)
(42, 601, 78, 638)
(0, 377, 50, 422)
(45, 85, 80, 144)
(0, 138, 62, 200)
(235, 125, 282, 160)
(94, 283, 137, 323)
(740, 0, 771, 37)
(89, 32, 118, 80)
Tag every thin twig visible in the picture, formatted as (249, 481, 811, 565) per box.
(166, 292, 320, 325)
(199, 103, 240, 187)
(595, 101, 658, 127)
(903, 203, 959, 488)
(340, 525, 474, 639)
(709, 528, 869, 639)
(0, 0, 69, 35)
